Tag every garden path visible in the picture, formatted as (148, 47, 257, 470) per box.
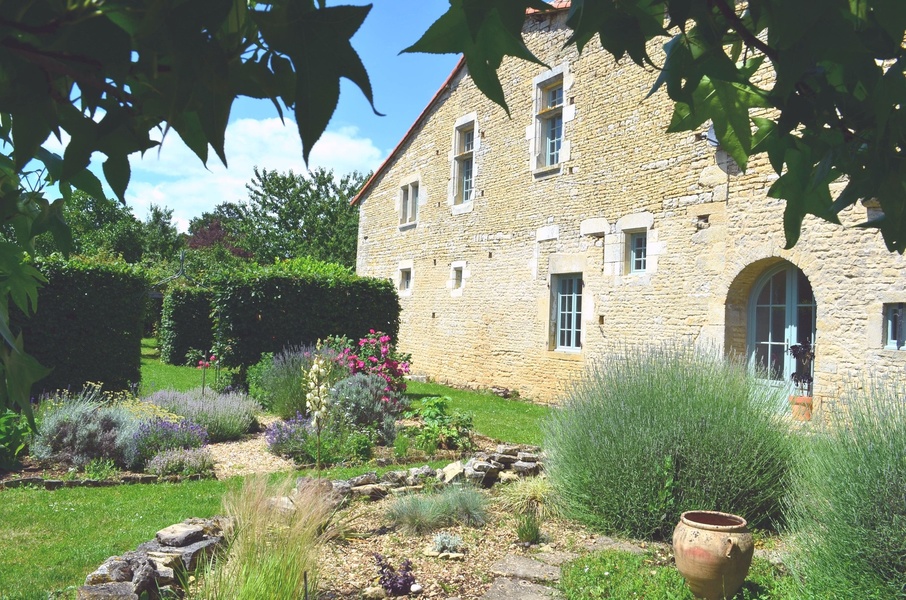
(206, 416, 295, 479)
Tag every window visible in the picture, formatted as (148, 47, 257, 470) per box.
(453, 267, 463, 290)
(554, 274, 582, 350)
(628, 232, 647, 273)
(399, 268, 412, 293)
(399, 181, 418, 225)
(454, 124, 475, 205)
(539, 82, 564, 166)
(885, 303, 905, 350)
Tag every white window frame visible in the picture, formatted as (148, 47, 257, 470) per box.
(450, 113, 478, 211)
(884, 303, 905, 350)
(529, 64, 573, 174)
(399, 179, 419, 227)
(449, 260, 468, 297)
(553, 273, 583, 351)
(397, 260, 414, 297)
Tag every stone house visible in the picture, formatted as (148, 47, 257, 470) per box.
(353, 3, 906, 406)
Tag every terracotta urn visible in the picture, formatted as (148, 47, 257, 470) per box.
(672, 510, 754, 599)
(790, 396, 813, 421)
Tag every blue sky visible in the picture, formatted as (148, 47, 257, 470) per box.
(126, 1, 461, 231)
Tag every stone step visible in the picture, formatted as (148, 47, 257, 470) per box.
(481, 577, 563, 600)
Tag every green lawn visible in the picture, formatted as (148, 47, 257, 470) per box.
(406, 381, 552, 446)
(139, 337, 204, 394)
(0, 479, 229, 599)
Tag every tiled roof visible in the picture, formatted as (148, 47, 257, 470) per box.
(351, 1, 571, 206)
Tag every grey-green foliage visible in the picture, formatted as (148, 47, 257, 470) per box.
(32, 395, 139, 468)
(249, 345, 333, 420)
(543, 344, 792, 540)
(332, 373, 402, 445)
(143, 389, 260, 443)
(431, 532, 463, 553)
(388, 486, 488, 535)
(784, 381, 906, 599)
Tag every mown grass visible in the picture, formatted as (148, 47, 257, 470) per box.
(405, 381, 551, 445)
(139, 337, 202, 394)
(0, 479, 229, 599)
(560, 550, 799, 599)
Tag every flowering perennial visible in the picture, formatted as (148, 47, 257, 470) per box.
(336, 330, 410, 404)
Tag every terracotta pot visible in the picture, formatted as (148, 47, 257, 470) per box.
(673, 510, 754, 600)
(790, 395, 813, 421)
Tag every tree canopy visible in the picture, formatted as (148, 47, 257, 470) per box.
(1, 0, 906, 424)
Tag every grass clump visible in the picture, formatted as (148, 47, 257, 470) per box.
(192, 475, 337, 600)
(544, 344, 792, 540)
(497, 475, 562, 521)
(783, 380, 906, 599)
(143, 389, 260, 443)
(387, 486, 487, 535)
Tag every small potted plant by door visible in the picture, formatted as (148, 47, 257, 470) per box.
(788, 339, 814, 421)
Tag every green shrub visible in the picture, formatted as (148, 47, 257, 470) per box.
(32, 391, 140, 467)
(83, 458, 119, 480)
(333, 373, 405, 445)
(210, 260, 401, 368)
(784, 381, 906, 599)
(515, 512, 542, 545)
(0, 409, 30, 470)
(12, 256, 146, 392)
(388, 486, 487, 535)
(143, 389, 260, 443)
(543, 345, 792, 540)
(406, 396, 474, 454)
(126, 418, 208, 471)
(264, 413, 353, 467)
(159, 286, 214, 366)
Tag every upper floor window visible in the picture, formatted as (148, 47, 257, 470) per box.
(628, 231, 647, 273)
(539, 82, 563, 167)
(885, 303, 905, 350)
(399, 181, 419, 226)
(455, 124, 475, 205)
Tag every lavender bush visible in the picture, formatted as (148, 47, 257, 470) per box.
(249, 345, 346, 420)
(143, 389, 260, 443)
(145, 447, 215, 477)
(264, 413, 350, 466)
(332, 373, 405, 445)
(32, 397, 139, 467)
(127, 418, 208, 471)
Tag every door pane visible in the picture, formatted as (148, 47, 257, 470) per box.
(769, 345, 785, 380)
(771, 307, 786, 343)
(756, 307, 769, 341)
(798, 271, 814, 305)
(770, 272, 786, 304)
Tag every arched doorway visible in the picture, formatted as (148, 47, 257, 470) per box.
(747, 262, 816, 384)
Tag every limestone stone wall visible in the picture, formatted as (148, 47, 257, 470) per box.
(356, 9, 906, 405)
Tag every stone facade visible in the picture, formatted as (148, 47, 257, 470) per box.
(354, 8, 906, 405)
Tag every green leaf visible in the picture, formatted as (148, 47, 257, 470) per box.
(2, 334, 50, 430)
(254, 4, 380, 163)
(405, 0, 547, 115)
(69, 168, 107, 203)
(103, 154, 131, 204)
(769, 146, 841, 248)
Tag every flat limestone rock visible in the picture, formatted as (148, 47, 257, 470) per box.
(156, 523, 204, 547)
(76, 582, 138, 599)
(533, 550, 579, 566)
(480, 577, 563, 600)
(582, 536, 645, 555)
(489, 555, 561, 582)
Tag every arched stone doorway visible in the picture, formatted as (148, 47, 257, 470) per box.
(725, 258, 816, 384)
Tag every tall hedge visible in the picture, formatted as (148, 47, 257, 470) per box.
(12, 256, 146, 393)
(159, 286, 214, 365)
(212, 259, 400, 368)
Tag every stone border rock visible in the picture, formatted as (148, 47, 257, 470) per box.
(78, 517, 230, 599)
(321, 444, 544, 502)
(0, 473, 212, 491)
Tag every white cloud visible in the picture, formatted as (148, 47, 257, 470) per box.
(126, 118, 384, 231)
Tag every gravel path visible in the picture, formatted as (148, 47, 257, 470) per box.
(206, 416, 296, 479)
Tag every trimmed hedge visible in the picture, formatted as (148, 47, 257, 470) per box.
(212, 260, 400, 368)
(13, 256, 146, 393)
(159, 286, 214, 365)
